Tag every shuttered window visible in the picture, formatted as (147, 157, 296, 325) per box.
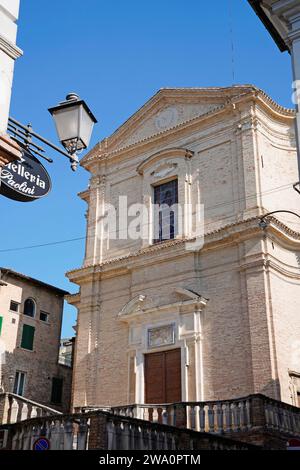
(21, 324, 35, 350)
(0, 316, 3, 336)
(51, 377, 63, 404)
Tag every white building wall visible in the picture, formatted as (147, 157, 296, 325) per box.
(0, 0, 22, 133)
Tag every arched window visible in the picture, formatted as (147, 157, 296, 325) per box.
(24, 298, 36, 318)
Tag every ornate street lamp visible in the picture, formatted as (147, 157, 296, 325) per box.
(49, 93, 97, 171)
(1, 93, 97, 202)
(258, 210, 300, 229)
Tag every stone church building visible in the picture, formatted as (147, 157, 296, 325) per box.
(67, 85, 300, 411)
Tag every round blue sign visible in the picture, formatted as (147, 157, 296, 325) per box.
(33, 437, 50, 451)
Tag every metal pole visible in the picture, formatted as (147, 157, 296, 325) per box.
(9, 117, 77, 164)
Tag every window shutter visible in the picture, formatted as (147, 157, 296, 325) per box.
(0, 316, 3, 335)
(51, 377, 63, 404)
(21, 325, 35, 350)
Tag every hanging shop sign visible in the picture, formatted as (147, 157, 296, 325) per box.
(0, 148, 51, 202)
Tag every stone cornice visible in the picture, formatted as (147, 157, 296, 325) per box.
(239, 257, 300, 279)
(136, 147, 194, 175)
(66, 216, 300, 284)
(65, 292, 81, 306)
(117, 288, 208, 323)
(0, 33, 23, 60)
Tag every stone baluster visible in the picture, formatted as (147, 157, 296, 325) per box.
(21, 403, 29, 421)
(277, 405, 284, 431)
(199, 404, 206, 432)
(143, 406, 150, 421)
(238, 402, 245, 430)
(130, 424, 137, 450)
(289, 409, 295, 433)
(119, 422, 126, 450)
(77, 418, 88, 450)
(150, 428, 155, 449)
(63, 419, 74, 450)
(152, 407, 159, 423)
(167, 405, 175, 427)
(12, 429, 20, 450)
(272, 404, 279, 430)
(30, 406, 38, 419)
(107, 420, 115, 450)
(232, 403, 240, 431)
(10, 398, 19, 424)
(152, 430, 158, 450)
(51, 420, 63, 450)
(216, 403, 223, 433)
(292, 411, 299, 434)
(116, 421, 123, 450)
(133, 425, 141, 450)
(138, 427, 145, 450)
(161, 406, 168, 425)
(208, 404, 215, 433)
(224, 402, 232, 432)
(295, 410, 300, 433)
(158, 431, 165, 450)
(283, 407, 290, 433)
(163, 432, 168, 450)
(22, 425, 32, 450)
(189, 405, 196, 430)
(245, 399, 251, 430)
(18, 427, 25, 449)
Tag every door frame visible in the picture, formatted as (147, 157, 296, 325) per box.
(135, 333, 187, 405)
(144, 347, 183, 404)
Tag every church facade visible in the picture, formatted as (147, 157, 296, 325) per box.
(67, 86, 300, 411)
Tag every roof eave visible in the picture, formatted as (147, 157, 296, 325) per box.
(248, 0, 290, 53)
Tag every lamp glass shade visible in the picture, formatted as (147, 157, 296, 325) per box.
(51, 106, 81, 147)
(79, 105, 96, 150)
(49, 97, 97, 152)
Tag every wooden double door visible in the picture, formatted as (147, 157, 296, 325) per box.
(144, 349, 182, 404)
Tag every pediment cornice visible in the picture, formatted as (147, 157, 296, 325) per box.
(81, 86, 295, 171)
(137, 147, 194, 175)
(117, 288, 208, 322)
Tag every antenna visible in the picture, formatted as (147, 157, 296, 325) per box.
(228, 0, 236, 84)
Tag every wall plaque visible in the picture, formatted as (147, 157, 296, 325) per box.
(148, 324, 175, 348)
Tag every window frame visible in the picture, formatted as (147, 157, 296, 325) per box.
(51, 377, 64, 405)
(40, 311, 49, 323)
(23, 298, 36, 318)
(10, 301, 19, 313)
(13, 371, 26, 396)
(153, 178, 178, 244)
(20, 324, 35, 351)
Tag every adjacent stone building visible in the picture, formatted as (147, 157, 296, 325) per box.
(0, 268, 72, 412)
(67, 85, 300, 411)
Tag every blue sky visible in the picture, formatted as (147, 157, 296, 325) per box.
(2, 0, 293, 337)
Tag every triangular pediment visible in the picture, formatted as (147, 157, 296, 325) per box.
(98, 86, 258, 153)
(119, 101, 221, 149)
(81, 85, 295, 168)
